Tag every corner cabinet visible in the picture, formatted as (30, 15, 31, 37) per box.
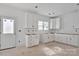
(55, 34, 79, 47)
(40, 34, 55, 43)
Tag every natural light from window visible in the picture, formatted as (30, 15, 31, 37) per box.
(38, 21, 49, 31)
(3, 18, 14, 34)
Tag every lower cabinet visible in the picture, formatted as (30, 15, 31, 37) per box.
(55, 34, 79, 47)
(25, 34, 40, 47)
(40, 34, 55, 43)
(69, 35, 79, 46)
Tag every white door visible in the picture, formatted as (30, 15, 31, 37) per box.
(0, 18, 16, 49)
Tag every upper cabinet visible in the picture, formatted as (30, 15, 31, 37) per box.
(25, 12, 38, 29)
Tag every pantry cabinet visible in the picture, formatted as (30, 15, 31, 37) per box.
(25, 34, 40, 47)
(55, 34, 79, 47)
(25, 13, 38, 29)
(40, 34, 55, 43)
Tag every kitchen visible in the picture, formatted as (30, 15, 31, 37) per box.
(0, 3, 79, 56)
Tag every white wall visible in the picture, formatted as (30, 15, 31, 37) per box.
(58, 11, 79, 33)
(0, 4, 26, 46)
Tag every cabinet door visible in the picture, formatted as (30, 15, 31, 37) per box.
(34, 35, 39, 44)
(66, 35, 71, 44)
(33, 35, 39, 45)
(26, 35, 32, 47)
(28, 36, 33, 47)
(41, 34, 48, 43)
(63, 35, 69, 44)
(55, 34, 62, 42)
(55, 34, 67, 43)
(48, 34, 54, 42)
(70, 35, 78, 46)
(33, 14, 38, 28)
(27, 13, 34, 28)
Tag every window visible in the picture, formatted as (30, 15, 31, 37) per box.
(50, 19, 56, 29)
(44, 22, 48, 30)
(50, 17, 60, 29)
(3, 18, 14, 34)
(55, 18, 60, 29)
(38, 21, 49, 31)
(38, 21, 43, 30)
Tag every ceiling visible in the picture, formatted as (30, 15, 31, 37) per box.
(1, 3, 79, 17)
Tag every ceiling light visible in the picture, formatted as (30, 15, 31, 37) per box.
(76, 3, 79, 5)
(35, 5, 38, 8)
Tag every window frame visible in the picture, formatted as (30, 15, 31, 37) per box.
(38, 21, 49, 31)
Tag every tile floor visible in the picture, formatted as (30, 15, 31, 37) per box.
(0, 41, 79, 56)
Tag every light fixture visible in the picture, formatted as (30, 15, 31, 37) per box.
(35, 5, 38, 8)
(76, 3, 79, 5)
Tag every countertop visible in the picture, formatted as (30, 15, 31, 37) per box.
(55, 32, 79, 35)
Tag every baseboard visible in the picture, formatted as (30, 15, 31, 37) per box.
(0, 47, 16, 51)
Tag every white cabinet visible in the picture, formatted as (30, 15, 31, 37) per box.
(25, 13, 38, 29)
(40, 34, 54, 43)
(26, 13, 34, 28)
(69, 35, 79, 46)
(55, 34, 79, 47)
(25, 34, 40, 47)
(55, 34, 67, 43)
